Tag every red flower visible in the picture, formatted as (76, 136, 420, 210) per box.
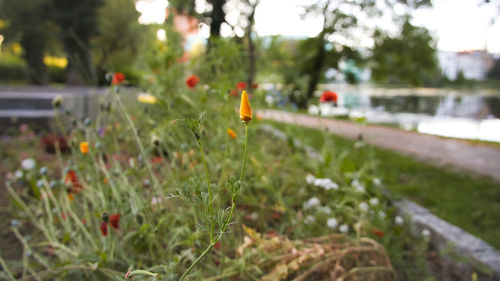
(230, 89, 238, 97)
(272, 211, 282, 220)
(109, 214, 120, 230)
(100, 221, 108, 236)
(186, 75, 200, 89)
(65, 170, 83, 194)
(319, 91, 338, 103)
(112, 72, 125, 85)
(236, 81, 247, 91)
(266, 230, 278, 238)
(41, 134, 70, 154)
(214, 241, 221, 250)
(372, 229, 385, 237)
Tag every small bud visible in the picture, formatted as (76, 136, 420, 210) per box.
(105, 72, 114, 83)
(49, 180, 58, 188)
(102, 212, 109, 223)
(84, 117, 91, 126)
(151, 135, 160, 146)
(52, 95, 63, 108)
(39, 166, 48, 175)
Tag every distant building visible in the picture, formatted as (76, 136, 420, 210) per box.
(438, 50, 494, 81)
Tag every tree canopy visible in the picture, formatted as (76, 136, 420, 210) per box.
(370, 18, 437, 86)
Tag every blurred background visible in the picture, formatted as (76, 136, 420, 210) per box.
(1, 1, 500, 279)
(0, 0, 499, 141)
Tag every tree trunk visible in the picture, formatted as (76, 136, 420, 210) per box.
(303, 36, 326, 108)
(209, 0, 225, 39)
(245, 2, 258, 91)
(21, 34, 47, 85)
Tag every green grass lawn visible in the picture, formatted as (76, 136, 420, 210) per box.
(266, 120, 500, 249)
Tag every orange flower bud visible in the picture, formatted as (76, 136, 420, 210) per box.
(80, 142, 89, 154)
(227, 128, 237, 139)
(239, 90, 252, 123)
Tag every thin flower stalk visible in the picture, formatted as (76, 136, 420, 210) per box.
(198, 139, 214, 241)
(111, 90, 161, 199)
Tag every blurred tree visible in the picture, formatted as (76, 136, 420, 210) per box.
(50, 0, 103, 85)
(92, 0, 153, 85)
(169, 0, 227, 42)
(241, 0, 259, 89)
(294, 0, 431, 108)
(0, 0, 52, 84)
(371, 18, 437, 86)
(488, 58, 500, 80)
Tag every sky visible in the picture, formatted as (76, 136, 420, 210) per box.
(136, 0, 500, 53)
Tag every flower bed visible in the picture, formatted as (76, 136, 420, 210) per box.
(1, 36, 432, 280)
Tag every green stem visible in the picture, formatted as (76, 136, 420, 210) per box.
(178, 242, 215, 281)
(198, 141, 214, 241)
(112, 90, 161, 199)
(217, 123, 248, 241)
(239, 124, 249, 182)
(0, 256, 16, 281)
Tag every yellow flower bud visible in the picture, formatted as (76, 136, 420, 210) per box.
(239, 90, 252, 123)
(80, 142, 89, 154)
(227, 128, 237, 139)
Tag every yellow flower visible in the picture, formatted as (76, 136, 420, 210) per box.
(80, 142, 89, 154)
(239, 90, 252, 122)
(137, 93, 157, 104)
(227, 128, 237, 139)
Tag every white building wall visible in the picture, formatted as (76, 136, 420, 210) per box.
(438, 51, 493, 81)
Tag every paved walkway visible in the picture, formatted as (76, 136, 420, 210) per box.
(260, 109, 500, 182)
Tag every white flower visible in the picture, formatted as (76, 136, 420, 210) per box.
(339, 224, 349, 233)
(303, 197, 320, 210)
(422, 229, 431, 238)
(305, 174, 316, 184)
(327, 218, 338, 229)
(21, 158, 36, 170)
(36, 180, 44, 188)
(369, 197, 379, 206)
(313, 178, 325, 187)
(249, 212, 259, 221)
(359, 202, 369, 212)
(395, 216, 404, 225)
(378, 211, 387, 219)
(312, 178, 339, 190)
(352, 179, 365, 193)
(324, 182, 339, 190)
(304, 215, 316, 224)
(373, 178, 382, 186)
(151, 197, 162, 205)
(318, 206, 332, 214)
(15, 170, 23, 179)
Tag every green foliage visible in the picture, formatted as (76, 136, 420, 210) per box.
(192, 38, 246, 89)
(267, 120, 500, 250)
(0, 0, 53, 84)
(0, 53, 26, 81)
(49, 0, 103, 84)
(370, 18, 438, 86)
(92, 0, 154, 85)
